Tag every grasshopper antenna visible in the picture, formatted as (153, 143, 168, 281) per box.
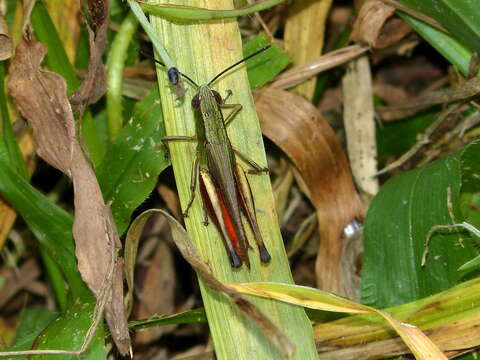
(207, 45, 272, 87)
(138, 48, 200, 88)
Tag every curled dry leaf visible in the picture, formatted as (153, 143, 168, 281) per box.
(227, 282, 447, 360)
(0, 13, 12, 60)
(134, 241, 176, 344)
(7, 39, 130, 355)
(270, 45, 368, 91)
(255, 88, 364, 295)
(70, 0, 109, 112)
(351, 0, 411, 49)
(314, 277, 480, 360)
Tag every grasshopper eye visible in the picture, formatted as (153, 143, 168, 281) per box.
(212, 90, 223, 104)
(191, 94, 201, 109)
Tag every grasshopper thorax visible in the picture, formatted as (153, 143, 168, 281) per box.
(191, 87, 223, 109)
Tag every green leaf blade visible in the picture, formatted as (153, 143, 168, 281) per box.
(97, 87, 169, 234)
(361, 142, 480, 308)
(243, 35, 291, 90)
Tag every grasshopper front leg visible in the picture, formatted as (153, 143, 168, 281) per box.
(161, 135, 196, 160)
(220, 102, 243, 127)
(182, 152, 200, 218)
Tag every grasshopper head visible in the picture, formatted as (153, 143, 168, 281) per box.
(192, 86, 223, 109)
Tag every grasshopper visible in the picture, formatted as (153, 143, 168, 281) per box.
(159, 46, 272, 268)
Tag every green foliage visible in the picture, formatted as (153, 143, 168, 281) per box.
(376, 112, 436, 159)
(361, 141, 480, 308)
(97, 87, 169, 234)
(243, 35, 291, 90)
(399, 0, 480, 54)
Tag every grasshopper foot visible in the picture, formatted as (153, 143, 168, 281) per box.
(163, 147, 171, 161)
(247, 167, 269, 175)
(223, 89, 233, 103)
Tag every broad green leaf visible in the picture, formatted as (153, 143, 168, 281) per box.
(398, 0, 480, 54)
(96, 87, 169, 234)
(7, 309, 58, 354)
(0, 160, 87, 298)
(243, 35, 291, 90)
(5, 301, 105, 360)
(361, 141, 480, 308)
(29, 299, 105, 360)
(0, 163, 104, 357)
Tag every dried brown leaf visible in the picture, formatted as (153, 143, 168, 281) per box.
(134, 242, 176, 344)
(270, 45, 368, 91)
(7, 39, 130, 355)
(284, 0, 332, 99)
(0, 14, 12, 60)
(70, 0, 108, 112)
(157, 183, 182, 219)
(255, 88, 363, 295)
(342, 56, 378, 197)
(378, 76, 480, 121)
(0, 259, 40, 308)
(352, 0, 411, 49)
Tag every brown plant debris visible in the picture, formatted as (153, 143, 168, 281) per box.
(0, 13, 12, 61)
(69, 0, 109, 113)
(352, 0, 411, 49)
(255, 87, 364, 296)
(7, 38, 130, 355)
(377, 76, 480, 121)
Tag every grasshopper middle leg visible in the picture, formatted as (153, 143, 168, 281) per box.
(233, 148, 269, 174)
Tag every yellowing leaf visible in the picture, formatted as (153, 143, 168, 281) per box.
(227, 282, 446, 360)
